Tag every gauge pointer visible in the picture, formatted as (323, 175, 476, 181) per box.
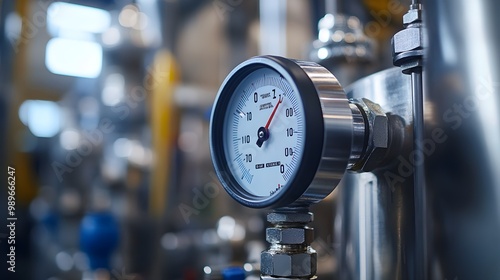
(256, 95, 283, 147)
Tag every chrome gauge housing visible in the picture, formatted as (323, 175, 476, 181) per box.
(210, 56, 358, 208)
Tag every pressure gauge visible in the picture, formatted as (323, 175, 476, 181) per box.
(210, 56, 365, 208)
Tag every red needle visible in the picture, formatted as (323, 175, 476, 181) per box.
(264, 96, 283, 129)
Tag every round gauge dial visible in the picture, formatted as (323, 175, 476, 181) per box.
(223, 67, 305, 197)
(211, 56, 355, 208)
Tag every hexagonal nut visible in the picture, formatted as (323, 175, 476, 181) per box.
(393, 28, 423, 54)
(261, 250, 317, 277)
(267, 212, 313, 224)
(266, 227, 314, 245)
(352, 98, 390, 172)
(372, 115, 389, 149)
(403, 8, 422, 25)
(360, 98, 388, 149)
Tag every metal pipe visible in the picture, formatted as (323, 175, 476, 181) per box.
(261, 210, 316, 279)
(325, 0, 338, 15)
(411, 70, 427, 280)
(392, 3, 426, 277)
(259, 0, 287, 56)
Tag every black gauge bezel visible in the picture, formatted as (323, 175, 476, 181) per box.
(210, 56, 325, 208)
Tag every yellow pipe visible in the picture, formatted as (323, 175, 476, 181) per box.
(148, 50, 179, 217)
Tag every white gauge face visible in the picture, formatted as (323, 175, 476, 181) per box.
(212, 56, 354, 208)
(222, 68, 305, 198)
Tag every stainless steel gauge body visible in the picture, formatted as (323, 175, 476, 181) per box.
(210, 56, 361, 208)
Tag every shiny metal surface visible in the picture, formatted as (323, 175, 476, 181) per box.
(424, 0, 500, 278)
(210, 56, 367, 207)
(337, 68, 415, 280)
(410, 70, 427, 280)
(349, 103, 366, 168)
(349, 98, 399, 172)
(392, 3, 426, 277)
(310, 14, 374, 65)
(309, 13, 375, 86)
(295, 60, 364, 204)
(261, 210, 317, 279)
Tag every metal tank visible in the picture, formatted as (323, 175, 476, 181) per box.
(336, 1, 500, 279)
(337, 68, 416, 280)
(424, 0, 500, 279)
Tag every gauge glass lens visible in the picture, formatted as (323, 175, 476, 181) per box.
(222, 67, 305, 197)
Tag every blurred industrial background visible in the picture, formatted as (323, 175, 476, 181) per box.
(0, 1, 406, 279)
(1, 0, 500, 280)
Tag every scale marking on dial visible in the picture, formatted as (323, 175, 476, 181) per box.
(211, 56, 354, 208)
(221, 68, 305, 198)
